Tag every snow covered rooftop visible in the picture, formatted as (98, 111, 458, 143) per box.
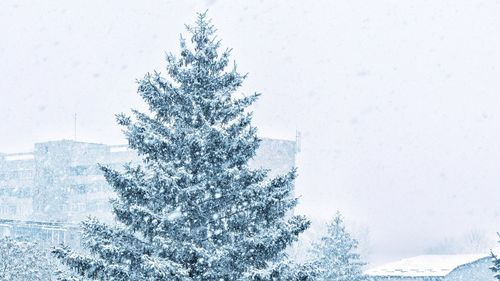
(3, 153, 34, 161)
(109, 144, 131, 153)
(365, 254, 490, 277)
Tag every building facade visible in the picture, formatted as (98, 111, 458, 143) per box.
(0, 219, 80, 249)
(0, 138, 298, 245)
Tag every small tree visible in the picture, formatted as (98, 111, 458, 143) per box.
(309, 212, 366, 281)
(54, 13, 309, 280)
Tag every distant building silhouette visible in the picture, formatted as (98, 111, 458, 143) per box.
(0, 218, 81, 249)
(0, 138, 297, 245)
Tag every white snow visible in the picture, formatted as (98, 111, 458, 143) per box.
(4, 153, 34, 161)
(364, 254, 490, 277)
(109, 145, 130, 153)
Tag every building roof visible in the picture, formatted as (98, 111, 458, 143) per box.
(365, 254, 490, 277)
(0, 218, 79, 230)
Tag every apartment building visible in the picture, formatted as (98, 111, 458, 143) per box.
(0, 138, 298, 223)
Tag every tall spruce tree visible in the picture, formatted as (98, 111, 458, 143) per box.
(54, 13, 309, 280)
(308, 212, 366, 281)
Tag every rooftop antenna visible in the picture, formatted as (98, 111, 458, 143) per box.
(295, 130, 301, 153)
(74, 113, 77, 141)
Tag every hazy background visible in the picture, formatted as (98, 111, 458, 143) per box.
(1, 0, 500, 264)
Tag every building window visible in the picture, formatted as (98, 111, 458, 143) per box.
(0, 205, 16, 215)
(70, 166, 88, 176)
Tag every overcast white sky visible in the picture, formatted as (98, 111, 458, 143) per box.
(1, 0, 500, 263)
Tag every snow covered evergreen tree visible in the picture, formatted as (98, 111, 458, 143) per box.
(54, 13, 309, 280)
(492, 233, 500, 280)
(492, 254, 500, 280)
(308, 212, 366, 281)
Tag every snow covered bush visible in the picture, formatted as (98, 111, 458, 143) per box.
(54, 12, 310, 280)
(0, 236, 58, 280)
